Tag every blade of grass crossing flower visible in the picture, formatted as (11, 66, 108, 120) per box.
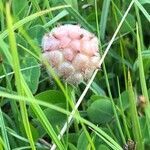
(0, 108, 11, 150)
(6, 3, 36, 150)
(128, 71, 144, 150)
(136, 23, 150, 138)
(100, 0, 111, 41)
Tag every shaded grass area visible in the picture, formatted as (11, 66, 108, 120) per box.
(0, 0, 150, 149)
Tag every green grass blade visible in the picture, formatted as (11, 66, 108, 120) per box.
(112, 0, 136, 38)
(81, 118, 123, 150)
(134, 0, 150, 23)
(20, 76, 65, 150)
(43, 9, 69, 28)
(0, 108, 11, 150)
(136, 24, 149, 104)
(136, 23, 150, 138)
(0, 90, 123, 150)
(64, 3, 95, 32)
(128, 71, 144, 150)
(99, 0, 111, 41)
(64, 0, 78, 10)
(135, 4, 144, 50)
(6, 3, 36, 150)
(103, 64, 126, 145)
(0, 38, 12, 65)
(0, 5, 70, 39)
(117, 77, 131, 139)
(29, 0, 47, 24)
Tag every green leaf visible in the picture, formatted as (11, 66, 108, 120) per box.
(31, 90, 67, 136)
(118, 13, 136, 33)
(117, 91, 129, 111)
(100, 0, 111, 41)
(32, 103, 67, 138)
(35, 90, 66, 104)
(133, 50, 150, 74)
(87, 98, 114, 124)
(12, 0, 28, 19)
(68, 143, 78, 150)
(77, 131, 88, 150)
(21, 56, 40, 94)
(27, 25, 47, 44)
(98, 144, 110, 150)
(43, 104, 67, 127)
(139, 117, 150, 144)
(30, 123, 39, 142)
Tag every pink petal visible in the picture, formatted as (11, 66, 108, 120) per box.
(73, 53, 89, 71)
(90, 56, 100, 68)
(58, 62, 75, 78)
(66, 72, 83, 84)
(63, 48, 74, 61)
(80, 29, 93, 40)
(68, 25, 81, 39)
(59, 37, 71, 48)
(52, 26, 68, 40)
(81, 40, 94, 56)
(70, 40, 81, 52)
(42, 34, 60, 51)
(43, 50, 63, 67)
(90, 37, 99, 53)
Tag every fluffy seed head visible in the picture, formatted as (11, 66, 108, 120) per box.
(42, 24, 100, 85)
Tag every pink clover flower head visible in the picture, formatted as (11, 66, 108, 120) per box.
(42, 24, 100, 85)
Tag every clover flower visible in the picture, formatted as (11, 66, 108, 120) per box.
(42, 24, 100, 84)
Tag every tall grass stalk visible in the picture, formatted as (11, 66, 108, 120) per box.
(6, 3, 66, 149)
(117, 77, 131, 139)
(6, 3, 36, 150)
(136, 23, 150, 137)
(128, 71, 144, 150)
